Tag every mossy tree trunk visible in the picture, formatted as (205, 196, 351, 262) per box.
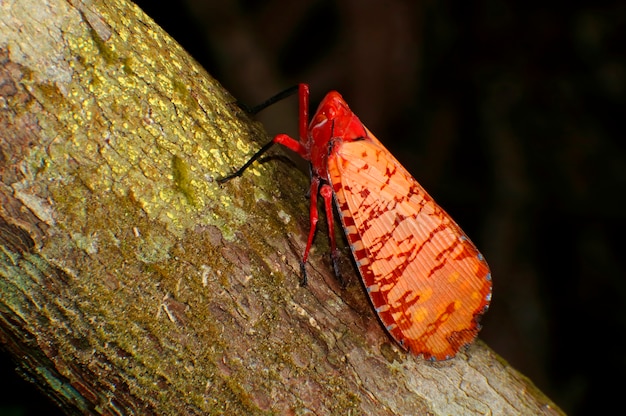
(0, 0, 563, 414)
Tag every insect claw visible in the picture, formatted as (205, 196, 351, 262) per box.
(331, 250, 346, 288)
(217, 140, 277, 185)
(216, 171, 239, 185)
(299, 262, 308, 286)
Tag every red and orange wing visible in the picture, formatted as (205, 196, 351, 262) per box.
(328, 130, 492, 360)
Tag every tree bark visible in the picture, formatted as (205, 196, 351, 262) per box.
(0, 0, 564, 414)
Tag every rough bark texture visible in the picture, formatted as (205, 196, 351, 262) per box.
(0, 0, 564, 414)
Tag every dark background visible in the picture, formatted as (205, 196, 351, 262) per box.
(2, 1, 624, 415)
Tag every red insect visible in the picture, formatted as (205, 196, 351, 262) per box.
(219, 84, 492, 360)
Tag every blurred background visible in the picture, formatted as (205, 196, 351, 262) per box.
(2, 1, 624, 414)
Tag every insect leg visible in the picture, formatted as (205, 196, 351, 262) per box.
(219, 83, 310, 183)
(297, 83, 310, 142)
(300, 176, 320, 286)
(237, 85, 299, 115)
(217, 139, 276, 183)
(320, 184, 344, 287)
(218, 133, 307, 183)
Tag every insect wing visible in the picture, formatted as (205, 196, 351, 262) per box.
(328, 131, 492, 360)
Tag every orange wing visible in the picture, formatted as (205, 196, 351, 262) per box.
(328, 130, 492, 360)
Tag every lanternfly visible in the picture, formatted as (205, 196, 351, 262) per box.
(219, 84, 492, 360)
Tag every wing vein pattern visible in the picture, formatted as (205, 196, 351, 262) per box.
(328, 132, 491, 360)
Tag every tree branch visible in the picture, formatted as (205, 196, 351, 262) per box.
(0, 0, 563, 414)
